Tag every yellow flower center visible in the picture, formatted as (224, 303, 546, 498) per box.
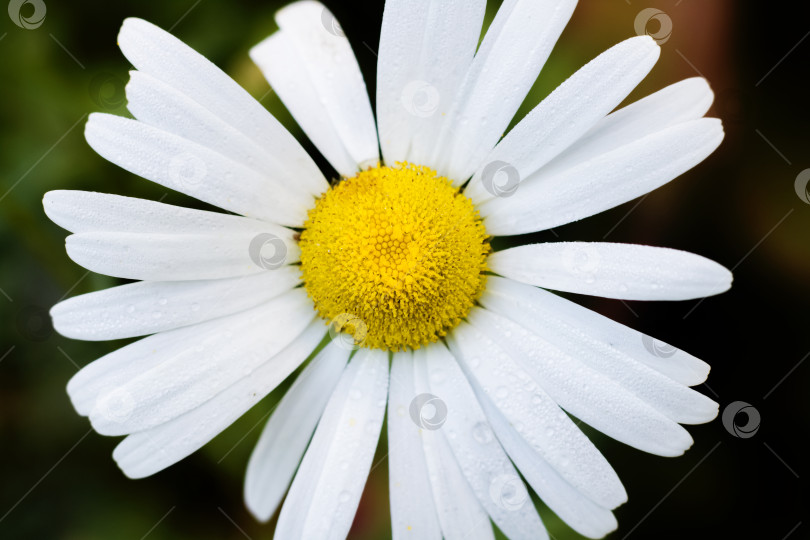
(299, 163, 490, 351)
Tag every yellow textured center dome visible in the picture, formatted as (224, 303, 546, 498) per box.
(299, 163, 490, 351)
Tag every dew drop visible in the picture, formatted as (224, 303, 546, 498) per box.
(472, 421, 494, 444)
(430, 368, 446, 384)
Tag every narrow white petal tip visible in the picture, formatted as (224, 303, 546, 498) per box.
(637, 34, 657, 45)
(604, 515, 620, 537)
(686, 75, 713, 94)
(50, 318, 73, 342)
(276, 0, 322, 16)
(43, 191, 63, 223)
(43, 191, 67, 228)
(113, 452, 151, 480)
(692, 398, 720, 425)
(711, 116, 726, 133)
(88, 406, 123, 436)
(121, 16, 146, 27)
(118, 17, 153, 42)
(668, 430, 695, 458)
(697, 258, 733, 297)
(629, 33, 661, 54)
(63, 235, 81, 263)
(42, 190, 57, 206)
(84, 112, 110, 145)
(244, 502, 272, 524)
(698, 118, 725, 147)
(708, 400, 720, 421)
(65, 378, 89, 417)
(119, 468, 146, 481)
(717, 269, 734, 295)
(248, 34, 274, 64)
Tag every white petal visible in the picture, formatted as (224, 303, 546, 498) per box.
(65, 229, 299, 281)
(48, 191, 300, 282)
(388, 351, 442, 540)
(267, 2, 379, 170)
(124, 71, 318, 199)
(69, 319, 216, 416)
(392, 348, 498, 540)
(466, 36, 660, 204)
(375, 0, 485, 167)
(447, 321, 627, 510)
(245, 340, 350, 522)
(546, 77, 715, 179)
(418, 344, 548, 539)
(420, 425, 496, 540)
(250, 32, 357, 177)
(85, 115, 310, 227)
(469, 308, 694, 457)
(477, 76, 715, 222)
(117, 17, 327, 197)
(113, 319, 325, 478)
(87, 289, 314, 435)
(444, 327, 619, 539)
(43, 190, 298, 236)
(481, 118, 724, 235)
(432, 0, 578, 183)
(481, 277, 719, 422)
(448, 349, 619, 539)
(51, 266, 300, 341)
(489, 242, 733, 301)
(275, 349, 389, 540)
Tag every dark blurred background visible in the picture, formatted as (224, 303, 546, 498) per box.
(1, 0, 807, 538)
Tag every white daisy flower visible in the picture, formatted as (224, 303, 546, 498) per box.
(45, 1, 732, 538)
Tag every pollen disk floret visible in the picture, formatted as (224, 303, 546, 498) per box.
(299, 163, 490, 351)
